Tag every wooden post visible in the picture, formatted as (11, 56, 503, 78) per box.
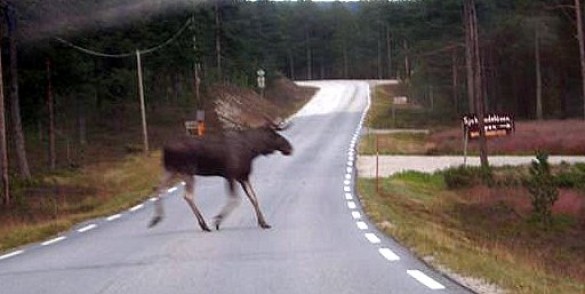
(136, 50, 149, 154)
(376, 134, 379, 193)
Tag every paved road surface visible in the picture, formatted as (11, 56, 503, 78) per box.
(0, 80, 471, 294)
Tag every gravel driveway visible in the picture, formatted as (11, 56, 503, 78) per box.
(357, 155, 585, 178)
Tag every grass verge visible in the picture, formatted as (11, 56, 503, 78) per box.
(357, 171, 584, 294)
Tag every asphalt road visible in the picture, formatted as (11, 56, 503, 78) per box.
(0, 80, 472, 294)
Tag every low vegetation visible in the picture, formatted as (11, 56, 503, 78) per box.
(357, 84, 585, 293)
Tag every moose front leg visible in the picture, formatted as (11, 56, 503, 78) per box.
(214, 180, 241, 230)
(149, 170, 173, 228)
(240, 180, 271, 229)
(183, 176, 211, 232)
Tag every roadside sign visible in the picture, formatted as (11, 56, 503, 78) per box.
(462, 113, 514, 139)
(393, 96, 408, 105)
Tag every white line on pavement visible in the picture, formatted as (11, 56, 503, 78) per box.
(167, 187, 178, 193)
(351, 211, 361, 219)
(129, 203, 144, 212)
(42, 236, 66, 246)
(77, 224, 97, 233)
(345, 193, 353, 200)
(106, 214, 121, 221)
(379, 248, 400, 261)
(356, 221, 368, 230)
(347, 201, 357, 209)
(365, 233, 381, 244)
(407, 270, 446, 290)
(0, 250, 24, 261)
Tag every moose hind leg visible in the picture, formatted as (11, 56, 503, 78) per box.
(214, 180, 241, 230)
(149, 170, 173, 228)
(240, 180, 271, 229)
(183, 176, 211, 232)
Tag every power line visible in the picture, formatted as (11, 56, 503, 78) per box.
(54, 17, 193, 58)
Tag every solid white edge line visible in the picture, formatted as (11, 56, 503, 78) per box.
(347, 201, 357, 209)
(407, 270, 446, 290)
(129, 203, 144, 212)
(356, 221, 368, 230)
(365, 233, 381, 244)
(351, 211, 361, 219)
(107, 214, 122, 221)
(379, 248, 400, 261)
(42, 236, 66, 246)
(77, 224, 97, 233)
(0, 250, 24, 261)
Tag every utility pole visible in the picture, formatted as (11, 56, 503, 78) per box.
(136, 50, 149, 155)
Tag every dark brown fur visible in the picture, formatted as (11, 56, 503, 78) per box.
(149, 124, 292, 231)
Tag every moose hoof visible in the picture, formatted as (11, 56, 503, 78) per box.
(213, 216, 223, 231)
(199, 222, 212, 232)
(260, 223, 271, 229)
(148, 216, 163, 228)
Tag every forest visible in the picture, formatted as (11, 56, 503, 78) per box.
(0, 0, 584, 189)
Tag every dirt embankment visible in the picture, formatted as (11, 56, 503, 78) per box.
(206, 78, 316, 131)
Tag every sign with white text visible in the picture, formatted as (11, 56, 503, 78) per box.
(462, 114, 514, 139)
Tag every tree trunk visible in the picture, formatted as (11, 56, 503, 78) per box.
(0, 24, 10, 205)
(7, 4, 31, 178)
(343, 40, 349, 78)
(214, 1, 222, 80)
(403, 39, 410, 82)
(452, 48, 459, 114)
(535, 27, 543, 120)
(386, 25, 392, 79)
(46, 59, 56, 170)
(288, 49, 295, 80)
(305, 26, 312, 80)
(377, 37, 383, 79)
(464, 1, 475, 113)
(575, 0, 585, 119)
(465, 0, 488, 168)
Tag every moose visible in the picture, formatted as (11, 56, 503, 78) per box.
(148, 118, 293, 231)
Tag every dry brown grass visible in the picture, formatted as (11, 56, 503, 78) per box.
(431, 120, 585, 155)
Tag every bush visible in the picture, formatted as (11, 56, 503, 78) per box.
(443, 165, 492, 189)
(524, 153, 559, 226)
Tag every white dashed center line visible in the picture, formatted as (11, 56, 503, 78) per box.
(407, 270, 446, 290)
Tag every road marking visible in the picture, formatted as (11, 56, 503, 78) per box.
(347, 201, 357, 209)
(344, 179, 351, 185)
(42, 236, 66, 246)
(129, 203, 144, 212)
(347, 161, 353, 167)
(0, 250, 24, 261)
(407, 270, 446, 290)
(365, 233, 381, 244)
(149, 197, 158, 202)
(345, 193, 353, 200)
(356, 221, 368, 230)
(379, 248, 400, 261)
(345, 173, 352, 180)
(344, 186, 351, 192)
(77, 224, 97, 233)
(351, 211, 361, 219)
(346, 167, 352, 173)
(107, 214, 122, 221)
(167, 187, 178, 193)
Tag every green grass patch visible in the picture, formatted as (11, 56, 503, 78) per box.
(358, 171, 585, 294)
(359, 133, 429, 155)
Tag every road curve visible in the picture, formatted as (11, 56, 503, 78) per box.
(0, 80, 472, 294)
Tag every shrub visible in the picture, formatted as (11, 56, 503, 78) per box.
(524, 153, 559, 226)
(443, 165, 492, 189)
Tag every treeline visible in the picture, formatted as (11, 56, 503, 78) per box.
(0, 0, 584, 177)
